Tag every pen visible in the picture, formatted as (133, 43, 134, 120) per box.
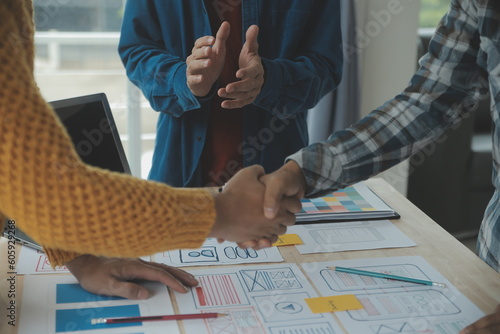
(91, 312, 226, 325)
(327, 266, 447, 288)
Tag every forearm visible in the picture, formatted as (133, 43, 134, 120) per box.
(254, 55, 341, 117)
(121, 47, 210, 115)
(288, 88, 474, 198)
(0, 143, 216, 257)
(289, 9, 487, 198)
(0, 71, 215, 258)
(118, 1, 210, 115)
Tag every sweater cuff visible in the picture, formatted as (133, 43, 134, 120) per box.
(170, 188, 216, 246)
(253, 58, 284, 114)
(0, 213, 6, 230)
(44, 248, 82, 268)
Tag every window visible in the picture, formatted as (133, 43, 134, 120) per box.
(33, 0, 155, 178)
(34, 0, 123, 32)
(419, 0, 449, 28)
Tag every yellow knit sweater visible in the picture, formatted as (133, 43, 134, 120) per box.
(0, 0, 216, 266)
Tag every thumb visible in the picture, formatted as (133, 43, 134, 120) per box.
(213, 21, 230, 54)
(261, 175, 283, 219)
(243, 25, 259, 54)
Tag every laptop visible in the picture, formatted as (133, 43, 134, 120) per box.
(2, 93, 131, 250)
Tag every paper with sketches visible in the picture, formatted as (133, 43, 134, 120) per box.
(18, 274, 180, 334)
(287, 220, 416, 254)
(302, 256, 484, 334)
(16, 246, 69, 275)
(16, 246, 151, 275)
(152, 238, 283, 267)
(174, 264, 344, 334)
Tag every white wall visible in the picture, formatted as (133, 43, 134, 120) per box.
(354, 0, 421, 195)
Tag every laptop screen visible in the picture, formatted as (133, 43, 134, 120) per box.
(50, 93, 131, 174)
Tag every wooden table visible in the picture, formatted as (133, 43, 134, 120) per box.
(1, 178, 499, 333)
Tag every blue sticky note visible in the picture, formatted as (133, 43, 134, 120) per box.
(56, 284, 124, 304)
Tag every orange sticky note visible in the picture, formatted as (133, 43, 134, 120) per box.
(272, 234, 303, 246)
(305, 295, 364, 313)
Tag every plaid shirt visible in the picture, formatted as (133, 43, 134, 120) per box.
(289, 0, 500, 272)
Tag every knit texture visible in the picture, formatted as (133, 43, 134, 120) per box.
(0, 0, 216, 266)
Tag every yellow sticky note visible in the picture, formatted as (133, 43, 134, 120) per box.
(305, 295, 364, 313)
(272, 234, 303, 246)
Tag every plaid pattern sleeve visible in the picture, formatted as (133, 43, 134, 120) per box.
(288, 0, 500, 272)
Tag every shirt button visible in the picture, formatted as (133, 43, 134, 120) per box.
(196, 136, 202, 141)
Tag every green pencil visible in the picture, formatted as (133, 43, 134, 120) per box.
(328, 266, 447, 288)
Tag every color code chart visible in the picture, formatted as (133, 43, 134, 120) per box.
(296, 182, 398, 222)
(300, 186, 375, 214)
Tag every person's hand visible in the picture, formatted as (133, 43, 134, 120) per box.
(260, 160, 307, 219)
(218, 25, 264, 109)
(460, 305, 500, 333)
(236, 238, 275, 250)
(216, 237, 275, 250)
(65, 255, 199, 299)
(210, 165, 301, 243)
(234, 161, 306, 248)
(186, 21, 230, 97)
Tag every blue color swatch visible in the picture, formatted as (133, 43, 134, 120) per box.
(56, 284, 124, 304)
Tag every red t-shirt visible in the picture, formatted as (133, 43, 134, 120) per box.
(201, 0, 244, 186)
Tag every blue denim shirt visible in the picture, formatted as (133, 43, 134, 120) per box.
(119, 0, 343, 187)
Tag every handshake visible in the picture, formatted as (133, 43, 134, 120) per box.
(208, 162, 307, 249)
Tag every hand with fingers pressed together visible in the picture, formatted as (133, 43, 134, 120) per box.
(218, 25, 264, 109)
(186, 21, 230, 98)
(65, 255, 199, 299)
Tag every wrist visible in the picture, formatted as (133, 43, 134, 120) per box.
(209, 192, 228, 239)
(65, 254, 94, 276)
(283, 160, 307, 197)
(190, 80, 218, 99)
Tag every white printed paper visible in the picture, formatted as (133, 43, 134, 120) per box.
(16, 246, 151, 275)
(174, 264, 344, 334)
(18, 275, 179, 334)
(301, 256, 484, 334)
(16, 246, 70, 275)
(152, 238, 283, 267)
(288, 220, 416, 254)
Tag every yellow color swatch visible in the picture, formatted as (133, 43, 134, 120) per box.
(305, 295, 364, 313)
(272, 234, 304, 246)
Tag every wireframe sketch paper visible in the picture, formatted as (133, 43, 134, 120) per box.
(16, 246, 151, 275)
(297, 182, 399, 222)
(174, 264, 345, 334)
(301, 256, 484, 334)
(16, 246, 69, 275)
(152, 238, 283, 267)
(18, 275, 180, 334)
(288, 220, 416, 254)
